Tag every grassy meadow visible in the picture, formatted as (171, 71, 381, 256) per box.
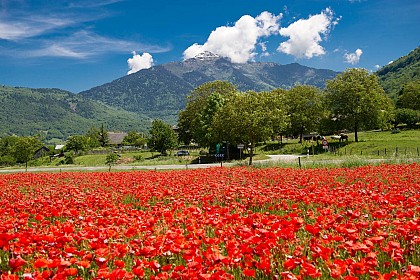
(9, 128, 420, 170)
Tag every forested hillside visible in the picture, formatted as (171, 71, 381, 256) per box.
(0, 86, 151, 142)
(377, 46, 420, 98)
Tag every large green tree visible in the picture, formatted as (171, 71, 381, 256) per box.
(396, 81, 420, 111)
(178, 81, 236, 146)
(325, 68, 394, 142)
(148, 119, 178, 155)
(66, 135, 88, 154)
(212, 91, 288, 165)
(11, 136, 42, 170)
(284, 85, 325, 142)
(85, 126, 101, 149)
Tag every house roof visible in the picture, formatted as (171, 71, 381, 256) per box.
(55, 144, 65, 150)
(108, 132, 128, 145)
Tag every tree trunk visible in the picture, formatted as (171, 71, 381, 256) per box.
(249, 143, 254, 166)
(299, 126, 304, 143)
(354, 126, 359, 142)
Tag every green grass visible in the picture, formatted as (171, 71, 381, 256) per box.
(13, 128, 420, 170)
(73, 150, 202, 166)
(256, 129, 420, 158)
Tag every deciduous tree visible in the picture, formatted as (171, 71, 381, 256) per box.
(105, 152, 119, 171)
(212, 91, 287, 165)
(66, 135, 87, 154)
(396, 81, 420, 111)
(148, 119, 177, 155)
(11, 136, 42, 170)
(178, 81, 236, 146)
(325, 68, 393, 142)
(284, 85, 325, 142)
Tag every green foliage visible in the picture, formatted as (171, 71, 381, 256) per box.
(0, 86, 150, 141)
(65, 135, 88, 154)
(283, 85, 325, 141)
(79, 60, 338, 125)
(105, 153, 119, 166)
(212, 90, 288, 165)
(394, 108, 420, 128)
(11, 136, 42, 167)
(0, 155, 16, 166)
(178, 81, 237, 146)
(122, 131, 146, 147)
(85, 127, 101, 149)
(326, 68, 394, 142)
(377, 46, 420, 98)
(133, 154, 144, 161)
(148, 119, 178, 155)
(98, 124, 109, 147)
(0, 135, 17, 157)
(396, 81, 420, 110)
(105, 152, 119, 171)
(61, 152, 75, 165)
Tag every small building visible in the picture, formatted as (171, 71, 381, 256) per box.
(34, 146, 51, 159)
(108, 132, 128, 147)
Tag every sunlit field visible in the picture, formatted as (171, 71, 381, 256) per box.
(1, 164, 419, 279)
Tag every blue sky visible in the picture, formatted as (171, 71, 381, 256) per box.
(0, 0, 419, 93)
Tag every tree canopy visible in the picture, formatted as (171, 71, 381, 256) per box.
(396, 81, 420, 111)
(148, 119, 178, 155)
(326, 68, 394, 142)
(122, 131, 146, 147)
(283, 85, 325, 142)
(11, 136, 42, 169)
(211, 90, 288, 165)
(178, 81, 236, 146)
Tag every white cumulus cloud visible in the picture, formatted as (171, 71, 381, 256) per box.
(278, 8, 337, 59)
(344, 48, 363, 64)
(183, 11, 282, 63)
(127, 52, 153, 75)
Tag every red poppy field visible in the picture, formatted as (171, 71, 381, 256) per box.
(1, 164, 420, 279)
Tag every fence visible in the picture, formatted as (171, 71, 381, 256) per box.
(329, 146, 420, 157)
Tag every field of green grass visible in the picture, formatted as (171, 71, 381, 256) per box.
(11, 128, 420, 170)
(256, 129, 420, 158)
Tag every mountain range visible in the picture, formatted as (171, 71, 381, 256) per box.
(79, 52, 339, 124)
(1, 47, 419, 142)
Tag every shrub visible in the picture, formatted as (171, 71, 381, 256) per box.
(394, 108, 420, 128)
(134, 154, 144, 162)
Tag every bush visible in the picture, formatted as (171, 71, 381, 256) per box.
(133, 154, 144, 162)
(394, 108, 420, 128)
(0, 155, 16, 166)
(60, 152, 74, 165)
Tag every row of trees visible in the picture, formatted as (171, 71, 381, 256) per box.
(178, 68, 399, 165)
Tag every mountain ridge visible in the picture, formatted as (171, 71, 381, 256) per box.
(0, 86, 151, 141)
(376, 46, 420, 97)
(79, 53, 340, 123)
